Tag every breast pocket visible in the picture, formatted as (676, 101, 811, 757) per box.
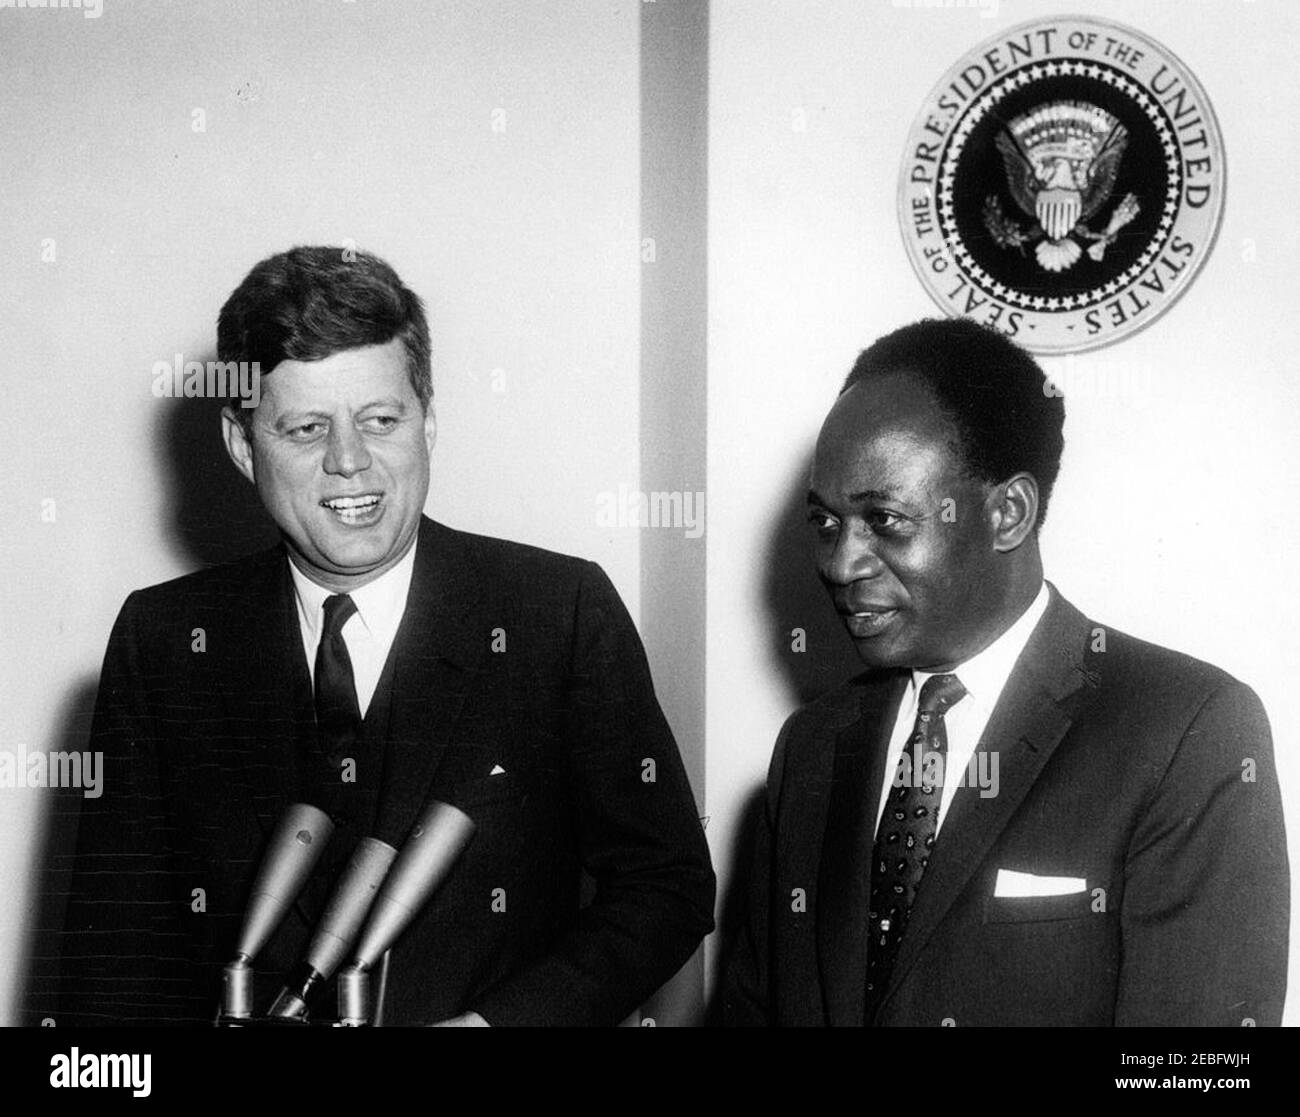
(984, 888, 1098, 924)
(454, 770, 527, 813)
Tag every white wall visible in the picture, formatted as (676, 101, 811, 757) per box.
(0, 0, 644, 1025)
(704, 0, 1300, 1023)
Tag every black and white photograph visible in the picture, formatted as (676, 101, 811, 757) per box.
(1, 0, 1295, 1098)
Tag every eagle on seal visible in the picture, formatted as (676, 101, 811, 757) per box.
(985, 100, 1139, 272)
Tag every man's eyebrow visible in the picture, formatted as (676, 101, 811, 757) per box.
(807, 487, 896, 506)
(272, 409, 330, 430)
(271, 398, 411, 429)
(358, 396, 410, 412)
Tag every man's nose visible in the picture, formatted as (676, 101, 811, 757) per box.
(322, 423, 372, 477)
(821, 527, 884, 586)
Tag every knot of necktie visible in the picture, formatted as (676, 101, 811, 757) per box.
(917, 672, 966, 717)
(322, 593, 358, 639)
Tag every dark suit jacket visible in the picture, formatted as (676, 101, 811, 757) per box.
(723, 585, 1289, 1026)
(51, 516, 714, 1026)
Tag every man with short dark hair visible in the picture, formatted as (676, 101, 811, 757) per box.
(51, 246, 714, 1026)
(723, 318, 1288, 1026)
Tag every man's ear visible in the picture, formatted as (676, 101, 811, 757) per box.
(221, 407, 257, 486)
(423, 405, 437, 455)
(990, 472, 1039, 552)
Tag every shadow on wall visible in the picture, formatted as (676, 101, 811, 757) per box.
(20, 368, 279, 1024)
(707, 452, 864, 1023)
(152, 354, 280, 571)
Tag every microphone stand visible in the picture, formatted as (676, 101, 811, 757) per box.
(373, 951, 392, 1028)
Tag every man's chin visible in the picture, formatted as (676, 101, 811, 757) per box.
(846, 630, 911, 670)
(288, 533, 411, 585)
(853, 650, 902, 670)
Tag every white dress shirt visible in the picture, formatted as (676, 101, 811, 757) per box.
(287, 541, 419, 717)
(874, 581, 1051, 837)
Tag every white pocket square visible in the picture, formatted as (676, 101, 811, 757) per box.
(994, 869, 1086, 898)
(489, 764, 506, 776)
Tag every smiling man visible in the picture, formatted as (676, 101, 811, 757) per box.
(723, 318, 1289, 1027)
(50, 246, 714, 1027)
(224, 339, 436, 586)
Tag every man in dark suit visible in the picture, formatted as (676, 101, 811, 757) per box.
(51, 246, 714, 1026)
(723, 318, 1289, 1027)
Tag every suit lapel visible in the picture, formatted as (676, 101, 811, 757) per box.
(216, 545, 316, 838)
(816, 670, 907, 1026)
(878, 587, 1095, 1013)
(373, 517, 489, 845)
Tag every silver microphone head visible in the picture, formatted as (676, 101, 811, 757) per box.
(235, 803, 335, 961)
(351, 800, 475, 969)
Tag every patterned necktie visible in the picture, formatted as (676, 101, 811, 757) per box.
(314, 594, 362, 772)
(865, 672, 966, 1021)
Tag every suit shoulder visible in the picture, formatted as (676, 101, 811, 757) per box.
(1091, 622, 1253, 707)
(116, 545, 285, 618)
(438, 523, 601, 592)
(762, 672, 889, 806)
(1079, 621, 1272, 773)
(776, 670, 887, 751)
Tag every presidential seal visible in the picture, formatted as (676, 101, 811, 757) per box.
(898, 16, 1224, 352)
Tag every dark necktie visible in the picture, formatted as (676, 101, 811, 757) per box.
(865, 672, 966, 1021)
(314, 594, 362, 774)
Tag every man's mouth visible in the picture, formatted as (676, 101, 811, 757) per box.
(321, 493, 384, 525)
(839, 606, 899, 638)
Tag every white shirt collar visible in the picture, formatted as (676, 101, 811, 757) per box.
(288, 538, 419, 646)
(909, 581, 1051, 714)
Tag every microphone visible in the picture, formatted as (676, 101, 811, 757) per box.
(219, 803, 335, 1021)
(268, 836, 398, 1020)
(337, 800, 475, 1025)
